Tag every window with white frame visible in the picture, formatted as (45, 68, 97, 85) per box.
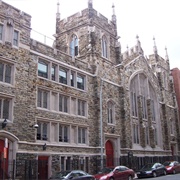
(37, 122, 48, 140)
(59, 124, 69, 142)
(78, 127, 86, 144)
(59, 94, 68, 113)
(38, 60, 48, 78)
(0, 24, 3, 41)
(107, 101, 114, 124)
(0, 98, 11, 120)
(133, 123, 139, 144)
(102, 35, 108, 58)
(0, 61, 12, 84)
(59, 67, 67, 84)
(70, 34, 78, 57)
(37, 59, 86, 91)
(78, 99, 86, 116)
(37, 89, 48, 108)
(13, 30, 19, 47)
(77, 74, 85, 90)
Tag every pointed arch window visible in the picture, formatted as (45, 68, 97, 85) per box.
(130, 73, 160, 147)
(70, 34, 78, 57)
(133, 123, 139, 144)
(102, 35, 108, 58)
(107, 101, 115, 124)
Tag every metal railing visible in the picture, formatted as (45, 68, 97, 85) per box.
(31, 29, 55, 47)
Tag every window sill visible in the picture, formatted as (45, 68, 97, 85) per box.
(37, 76, 87, 92)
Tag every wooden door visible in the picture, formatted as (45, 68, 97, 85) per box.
(105, 140, 114, 167)
(38, 156, 48, 180)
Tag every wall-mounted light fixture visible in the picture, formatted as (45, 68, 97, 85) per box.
(2, 119, 7, 129)
(111, 127, 115, 133)
(29, 123, 39, 129)
(43, 143, 46, 151)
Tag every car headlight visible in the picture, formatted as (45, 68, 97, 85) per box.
(100, 176, 107, 180)
(167, 167, 172, 170)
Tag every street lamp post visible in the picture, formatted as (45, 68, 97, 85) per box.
(99, 63, 122, 170)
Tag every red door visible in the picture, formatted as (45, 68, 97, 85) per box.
(105, 140, 114, 167)
(38, 156, 48, 180)
(0, 140, 8, 179)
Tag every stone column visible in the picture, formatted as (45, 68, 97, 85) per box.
(137, 95, 145, 148)
(147, 99, 155, 148)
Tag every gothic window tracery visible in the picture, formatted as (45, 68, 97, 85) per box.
(102, 35, 108, 58)
(70, 34, 78, 57)
(130, 73, 160, 147)
(107, 100, 115, 124)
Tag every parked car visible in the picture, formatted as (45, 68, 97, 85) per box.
(49, 170, 95, 180)
(94, 167, 114, 180)
(136, 163, 167, 178)
(163, 161, 180, 174)
(97, 166, 135, 180)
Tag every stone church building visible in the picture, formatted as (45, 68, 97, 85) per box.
(0, 0, 179, 179)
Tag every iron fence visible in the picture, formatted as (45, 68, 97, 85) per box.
(0, 155, 180, 179)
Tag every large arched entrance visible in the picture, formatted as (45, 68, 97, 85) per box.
(105, 140, 114, 167)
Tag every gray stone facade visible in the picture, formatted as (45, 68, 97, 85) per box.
(0, 0, 180, 179)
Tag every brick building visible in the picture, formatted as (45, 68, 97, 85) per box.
(0, 0, 180, 179)
(171, 68, 180, 124)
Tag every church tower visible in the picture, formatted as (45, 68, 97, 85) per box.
(54, 0, 121, 66)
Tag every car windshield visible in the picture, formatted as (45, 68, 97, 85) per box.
(51, 171, 71, 178)
(164, 162, 174, 166)
(141, 164, 154, 170)
(99, 167, 113, 174)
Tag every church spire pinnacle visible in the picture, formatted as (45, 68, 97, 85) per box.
(56, 0, 60, 20)
(153, 36, 158, 54)
(88, 0, 93, 9)
(165, 46, 169, 62)
(112, 3, 116, 23)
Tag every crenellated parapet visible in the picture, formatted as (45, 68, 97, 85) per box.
(121, 44, 143, 64)
(149, 54, 169, 71)
(56, 8, 116, 36)
(0, 1, 31, 28)
(0, 1, 31, 46)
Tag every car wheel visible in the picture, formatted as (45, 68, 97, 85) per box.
(173, 169, 176, 174)
(109, 177, 114, 180)
(128, 175, 133, 180)
(163, 170, 167, 175)
(152, 171, 157, 177)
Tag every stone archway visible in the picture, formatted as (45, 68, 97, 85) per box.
(105, 140, 114, 167)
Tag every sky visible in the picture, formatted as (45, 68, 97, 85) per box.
(3, 0, 180, 69)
